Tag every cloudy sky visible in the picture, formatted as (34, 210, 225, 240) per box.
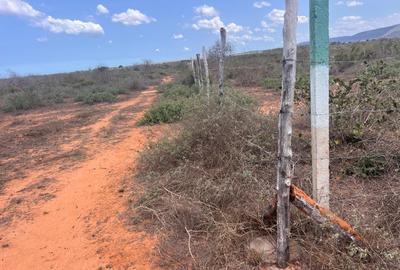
(0, 0, 399, 76)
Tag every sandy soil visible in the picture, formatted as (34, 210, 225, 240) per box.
(0, 81, 170, 270)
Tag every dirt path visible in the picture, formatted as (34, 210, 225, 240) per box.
(0, 83, 168, 270)
(242, 86, 280, 114)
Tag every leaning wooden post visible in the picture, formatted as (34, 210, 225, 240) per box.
(218, 27, 226, 105)
(202, 46, 210, 103)
(276, 0, 297, 268)
(191, 58, 198, 87)
(196, 53, 204, 91)
(310, 0, 330, 208)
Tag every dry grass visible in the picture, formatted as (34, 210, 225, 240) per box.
(0, 61, 188, 112)
(133, 93, 278, 269)
(131, 78, 399, 269)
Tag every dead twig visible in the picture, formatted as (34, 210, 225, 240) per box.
(185, 226, 196, 263)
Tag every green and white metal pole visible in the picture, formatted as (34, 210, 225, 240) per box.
(310, 0, 330, 208)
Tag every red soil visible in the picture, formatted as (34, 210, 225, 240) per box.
(0, 83, 168, 270)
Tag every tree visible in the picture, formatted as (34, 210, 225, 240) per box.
(207, 40, 234, 66)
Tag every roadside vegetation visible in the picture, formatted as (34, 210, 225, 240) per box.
(220, 38, 400, 89)
(137, 81, 199, 126)
(132, 41, 400, 269)
(1, 39, 399, 113)
(0, 61, 187, 112)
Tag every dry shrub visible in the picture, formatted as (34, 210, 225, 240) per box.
(134, 93, 278, 269)
(133, 85, 399, 269)
(291, 203, 400, 270)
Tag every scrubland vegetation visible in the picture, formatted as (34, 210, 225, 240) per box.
(137, 82, 199, 126)
(0, 39, 399, 269)
(0, 61, 187, 112)
(222, 38, 400, 89)
(132, 39, 400, 269)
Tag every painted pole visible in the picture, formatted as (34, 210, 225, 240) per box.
(310, 0, 330, 209)
(196, 53, 203, 90)
(218, 27, 226, 105)
(202, 46, 210, 103)
(276, 0, 297, 268)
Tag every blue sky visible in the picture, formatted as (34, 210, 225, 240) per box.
(0, 0, 399, 77)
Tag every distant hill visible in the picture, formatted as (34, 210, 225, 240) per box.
(331, 24, 400, 43)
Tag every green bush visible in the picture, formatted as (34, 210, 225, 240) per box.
(179, 72, 195, 87)
(2, 90, 42, 112)
(295, 76, 310, 102)
(330, 61, 399, 143)
(260, 77, 281, 90)
(75, 90, 117, 105)
(137, 100, 185, 125)
(345, 156, 388, 177)
(110, 88, 129, 95)
(158, 83, 198, 99)
(138, 83, 199, 126)
(131, 78, 147, 90)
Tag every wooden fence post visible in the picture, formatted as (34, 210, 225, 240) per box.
(196, 53, 203, 91)
(310, 0, 330, 209)
(276, 0, 297, 268)
(191, 58, 198, 87)
(218, 27, 226, 105)
(202, 46, 210, 103)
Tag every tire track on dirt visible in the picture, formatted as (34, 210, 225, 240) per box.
(0, 82, 169, 270)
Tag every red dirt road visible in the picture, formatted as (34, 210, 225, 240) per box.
(0, 84, 167, 270)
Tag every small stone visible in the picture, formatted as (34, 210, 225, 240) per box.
(248, 237, 300, 265)
(248, 237, 276, 264)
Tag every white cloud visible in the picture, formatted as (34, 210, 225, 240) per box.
(37, 16, 104, 35)
(192, 16, 224, 31)
(184, 47, 190, 51)
(385, 12, 400, 25)
(192, 16, 247, 35)
(341, 15, 363, 21)
(36, 36, 47, 42)
(331, 15, 369, 36)
(0, 0, 42, 17)
(336, 1, 363, 7)
(230, 33, 274, 46)
(112, 8, 156, 26)
(267, 9, 308, 25)
(253, 1, 271, 9)
(173, 33, 184, 39)
(0, 0, 104, 35)
(226, 22, 244, 33)
(267, 9, 285, 24)
(96, 4, 109, 15)
(260, 20, 276, 33)
(155, 48, 160, 52)
(194, 5, 218, 17)
(331, 13, 400, 37)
